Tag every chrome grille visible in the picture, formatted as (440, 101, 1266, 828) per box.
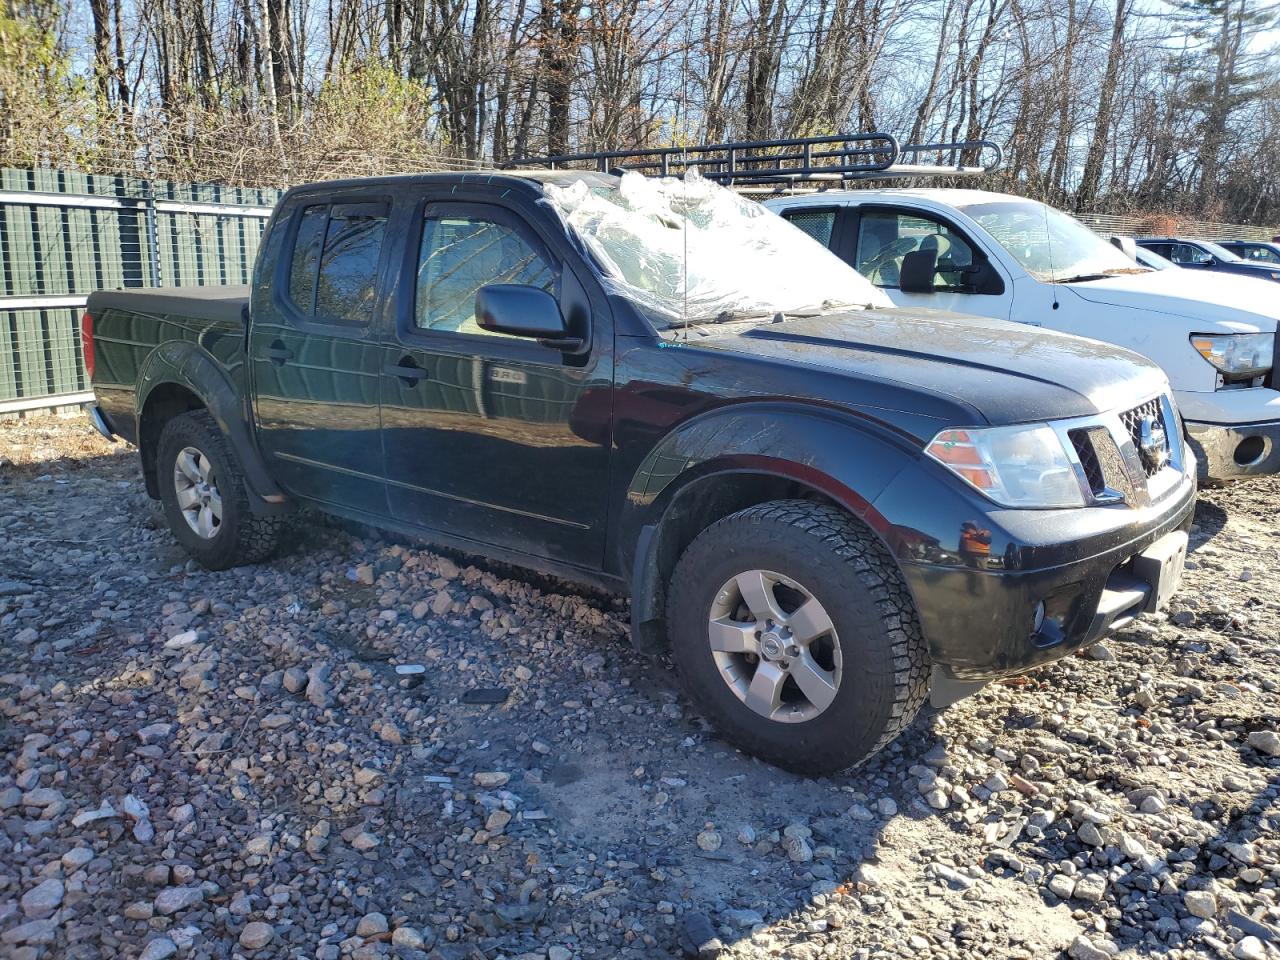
(1069, 424, 1136, 502)
(1069, 430, 1104, 495)
(1055, 393, 1182, 507)
(1119, 397, 1168, 477)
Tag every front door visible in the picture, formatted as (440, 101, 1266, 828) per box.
(250, 196, 391, 516)
(849, 206, 1012, 318)
(378, 198, 613, 568)
(1165, 242, 1214, 270)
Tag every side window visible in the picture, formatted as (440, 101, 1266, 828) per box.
(285, 201, 388, 324)
(855, 210, 975, 291)
(414, 214, 556, 337)
(288, 205, 326, 312)
(1170, 243, 1209, 265)
(783, 209, 836, 248)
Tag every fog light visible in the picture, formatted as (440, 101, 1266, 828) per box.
(1032, 601, 1046, 634)
(1234, 435, 1266, 466)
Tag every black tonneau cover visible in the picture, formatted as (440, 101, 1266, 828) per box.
(88, 284, 250, 326)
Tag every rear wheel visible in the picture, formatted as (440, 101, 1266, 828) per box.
(667, 500, 929, 775)
(157, 411, 281, 570)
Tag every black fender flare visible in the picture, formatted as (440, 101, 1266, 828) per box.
(135, 341, 287, 512)
(617, 403, 921, 652)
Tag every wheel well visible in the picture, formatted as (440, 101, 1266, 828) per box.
(633, 472, 842, 652)
(139, 384, 207, 498)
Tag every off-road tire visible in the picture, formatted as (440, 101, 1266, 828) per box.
(667, 500, 930, 775)
(157, 411, 281, 570)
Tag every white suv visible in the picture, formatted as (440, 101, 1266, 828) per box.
(764, 189, 1280, 482)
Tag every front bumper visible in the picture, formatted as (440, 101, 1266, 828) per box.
(1184, 419, 1280, 481)
(890, 469, 1196, 694)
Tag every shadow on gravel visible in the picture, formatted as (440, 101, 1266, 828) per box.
(1191, 497, 1228, 548)
(11, 435, 1275, 958)
(647, 704, 1089, 958)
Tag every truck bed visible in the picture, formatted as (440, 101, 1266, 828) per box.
(86, 284, 253, 446)
(88, 284, 250, 326)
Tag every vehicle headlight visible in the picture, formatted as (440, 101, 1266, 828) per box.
(1190, 333, 1273, 377)
(925, 424, 1085, 508)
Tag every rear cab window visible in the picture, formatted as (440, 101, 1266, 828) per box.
(782, 208, 837, 248)
(285, 200, 389, 325)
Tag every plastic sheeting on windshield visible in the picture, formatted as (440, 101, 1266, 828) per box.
(542, 171, 891, 325)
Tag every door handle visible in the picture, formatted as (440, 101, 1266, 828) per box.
(265, 341, 292, 365)
(384, 359, 428, 385)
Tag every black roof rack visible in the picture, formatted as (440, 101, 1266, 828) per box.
(505, 133, 1001, 189)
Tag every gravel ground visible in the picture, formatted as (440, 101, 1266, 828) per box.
(1, 415, 1278, 960)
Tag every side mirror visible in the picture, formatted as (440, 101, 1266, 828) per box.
(475, 284, 583, 351)
(1109, 236, 1138, 261)
(899, 249, 938, 294)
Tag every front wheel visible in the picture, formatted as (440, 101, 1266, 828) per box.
(667, 501, 930, 775)
(157, 411, 281, 570)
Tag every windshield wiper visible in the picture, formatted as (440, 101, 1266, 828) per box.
(664, 300, 870, 331)
(1049, 273, 1111, 284)
(665, 310, 779, 331)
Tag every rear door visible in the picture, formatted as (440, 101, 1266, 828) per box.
(249, 194, 392, 515)
(377, 193, 613, 568)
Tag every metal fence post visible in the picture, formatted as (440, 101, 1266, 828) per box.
(144, 182, 163, 286)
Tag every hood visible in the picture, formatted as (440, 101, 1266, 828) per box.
(689, 307, 1167, 427)
(1067, 270, 1280, 331)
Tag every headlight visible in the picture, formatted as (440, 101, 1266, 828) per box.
(925, 424, 1085, 508)
(1190, 333, 1273, 377)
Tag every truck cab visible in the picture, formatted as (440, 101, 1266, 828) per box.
(764, 189, 1280, 482)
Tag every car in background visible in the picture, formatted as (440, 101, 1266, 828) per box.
(1218, 240, 1280, 265)
(763, 190, 1280, 482)
(1134, 238, 1280, 284)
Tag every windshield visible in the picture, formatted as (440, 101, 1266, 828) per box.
(960, 199, 1149, 282)
(1198, 240, 1241, 262)
(1134, 247, 1175, 270)
(542, 172, 891, 326)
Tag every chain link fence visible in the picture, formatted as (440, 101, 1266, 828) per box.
(2, 164, 1277, 415)
(1075, 212, 1278, 243)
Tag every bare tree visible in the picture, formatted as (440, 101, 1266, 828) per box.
(6, 0, 1280, 223)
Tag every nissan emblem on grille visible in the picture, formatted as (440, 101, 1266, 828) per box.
(1138, 415, 1169, 472)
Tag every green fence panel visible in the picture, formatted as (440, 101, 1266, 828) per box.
(0, 311, 18, 400)
(2, 200, 37, 298)
(0, 167, 278, 407)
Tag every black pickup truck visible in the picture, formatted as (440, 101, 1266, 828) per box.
(85, 170, 1195, 773)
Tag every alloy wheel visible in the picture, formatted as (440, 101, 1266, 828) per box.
(173, 446, 223, 539)
(707, 569, 842, 723)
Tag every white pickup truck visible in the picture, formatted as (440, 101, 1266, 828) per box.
(763, 189, 1280, 482)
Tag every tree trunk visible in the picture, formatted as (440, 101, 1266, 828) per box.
(1076, 0, 1130, 209)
